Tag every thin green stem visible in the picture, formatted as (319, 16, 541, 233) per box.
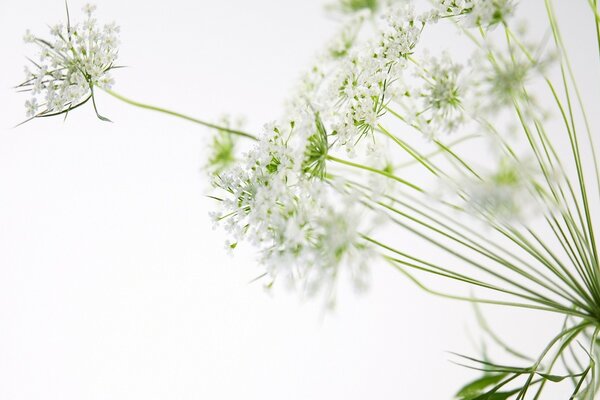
(344, 177, 593, 310)
(367, 197, 580, 312)
(394, 134, 481, 169)
(594, 0, 600, 64)
(545, 0, 599, 273)
(384, 256, 589, 318)
(377, 123, 439, 175)
(326, 154, 423, 192)
(101, 88, 257, 140)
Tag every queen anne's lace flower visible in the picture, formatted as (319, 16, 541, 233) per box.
(436, 0, 516, 28)
(205, 115, 247, 174)
(460, 157, 540, 222)
(288, 2, 491, 155)
(326, 10, 370, 59)
(318, 5, 431, 153)
(467, 42, 549, 115)
(467, 0, 515, 28)
(212, 113, 372, 301)
(209, 1, 525, 295)
(17, 4, 119, 120)
(396, 53, 467, 139)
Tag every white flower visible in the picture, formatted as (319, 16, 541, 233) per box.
(24, 98, 38, 118)
(17, 4, 119, 120)
(459, 157, 540, 222)
(435, 0, 516, 28)
(22, 29, 35, 43)
(395, 52, 467, 139)
(285, 3, 451, 155)
(467, 0, 515, 28)
(211, 113, 373, 301)
(324, 4, 429, 152)
(435, 0, 472, 16)
(467, 43, 550, 114)
(326, 10, 370, 59)
(82, 3, 97, 16)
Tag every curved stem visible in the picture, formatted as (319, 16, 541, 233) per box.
(101, 87, 257, 140)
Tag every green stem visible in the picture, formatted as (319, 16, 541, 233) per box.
(101, 87, 257, 140)
(326, 154, 423, 192)
(377, 123, 439, 176)
(394, 134, 481, 169)
(594, 0, 600, 63)
(384, 106, 481, 179)
(374, 201, 583, 313)
(384, 256, 589, 318)
(344, 177, 593, 310)
(544, 0, 599, 271)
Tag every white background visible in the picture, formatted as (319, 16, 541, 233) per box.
(0, 1, 597, 399)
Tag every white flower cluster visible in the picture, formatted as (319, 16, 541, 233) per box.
(326, 10, 370, 60)
(460, 158, 539, 222)
(289, 0, 517, 154)
(205, 115, 247, 174)
(396, 53, 467, 139)
(466, 42, 549, 116)
(19, 4, 119, 118)
(467, 0, 515, 28)
(436, 0, 516, 28)
(323, 5, 431, 153)
(212, 114, 371, 299)
(435, 0, 472, 16)
(209, 0, 527, 297)
(283, 10, 369, 117)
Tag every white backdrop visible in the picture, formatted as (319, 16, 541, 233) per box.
(0, 1, 596, 399)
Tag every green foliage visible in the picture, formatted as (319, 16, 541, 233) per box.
(303, 113, 329, 180)
(208, 129, 237, 174)
(339, 0, 378, 13)
(456, 373, 509, 399)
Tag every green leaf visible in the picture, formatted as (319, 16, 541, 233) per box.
(456, 373, 508, 399)
(537, 372, 581, 382)
(96, 113, 112, 122)
(472, 390, 518, 400)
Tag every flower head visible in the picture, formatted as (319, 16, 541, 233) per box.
(322, 4, 430, 153)
(467, 0, 516, 28)
(211, 114, 372, 303)
(326, 10, 369, 59)
(16, 4, 119, 121)
(396, 52, 467, 139)
(206, 115, 247, 174)
(468, 42, 550, 114)
(435, 0, 516, 29)
(460, 157, 540, 222)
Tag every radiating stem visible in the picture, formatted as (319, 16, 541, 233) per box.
(326, 154, 423, 192)
(101, 87, 257, 140)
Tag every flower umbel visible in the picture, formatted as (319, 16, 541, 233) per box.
(17, 3, 120, 122)
(436, 0, 517, 28)
(212, 117, 372, 303)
